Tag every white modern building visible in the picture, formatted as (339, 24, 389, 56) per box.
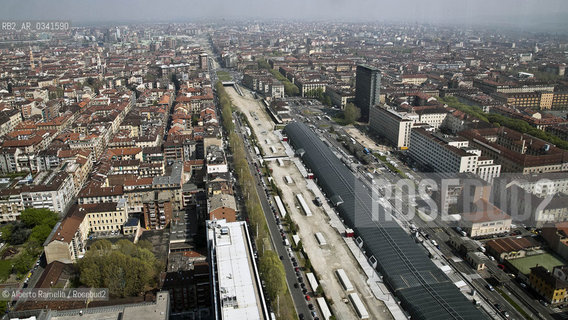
(207, 219, 269, 320)
(409, 128, 501, 183)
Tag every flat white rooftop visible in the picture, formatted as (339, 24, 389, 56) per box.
(209, 220, 266, 320)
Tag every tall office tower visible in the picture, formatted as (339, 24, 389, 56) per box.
(355, 65, 381, 122)
(199, 53, 208, 70)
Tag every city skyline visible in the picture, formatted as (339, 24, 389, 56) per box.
(2, 0, 568, 32)
(0, 10, 567, 319)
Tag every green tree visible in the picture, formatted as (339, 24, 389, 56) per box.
(283, 82, 299, 96)
(343, 103, 361, 124)
(304, 258, 312, 271)
(28, 224, 52, 246)
(257, 59, 271, 70)
(78, 239, 160, 297)
(20, 208, 58, 229)
(10, 222, 31, 245)
(1, 224, 14, 242)
(259, 250, 286, 301)
(315, 285, 324, 297)
(137, 240, 153, 252)
(13, 251, 35, 275)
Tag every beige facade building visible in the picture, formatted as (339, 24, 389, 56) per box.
(462, 199, 512, 237)
(44, 200, 129, 264)
(369, 106, 418, 149)
(0, 109, 22, 137)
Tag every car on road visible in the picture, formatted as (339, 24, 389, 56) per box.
(308, 304, 314, 310)
(305, 295, 310, 301)
(487, 284, 495, 291)
(299, 314, 304, 320)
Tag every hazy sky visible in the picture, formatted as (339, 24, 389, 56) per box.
(2, 0, 568, 30)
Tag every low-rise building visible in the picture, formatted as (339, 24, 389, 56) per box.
(485, 237, 541, 262)
(401, 74, 428, 85)
(10, 292, 170, 320)
(495, 184, 568, 228)
(326, 85, 354, 109)
(44, 206, 89, 264)
(267, 100, 292, 124)
(462, 199, 512, 238)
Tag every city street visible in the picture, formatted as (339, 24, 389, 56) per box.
(232, 109, 314, 319)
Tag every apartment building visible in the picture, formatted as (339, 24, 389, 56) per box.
(0, 109, 22, 137)
(78, 183, 126, 204)
(83, 200, 129, 233)
(529, 266, 568, 304)
(493, 91, 568, 110)
(401, 74, 428, 85)
(44, 200, 129, 264)
(208, 194, 237, 222)
(142, 191, 173, 230)
(473, 79, 555, 94)
(44, 206, 90, 264)
(409, 128, 501, 182)
(0, 171, 75, 222)
(206, 145, 228, 174)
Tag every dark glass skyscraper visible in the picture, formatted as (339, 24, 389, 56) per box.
(355, 65, 381, 122)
